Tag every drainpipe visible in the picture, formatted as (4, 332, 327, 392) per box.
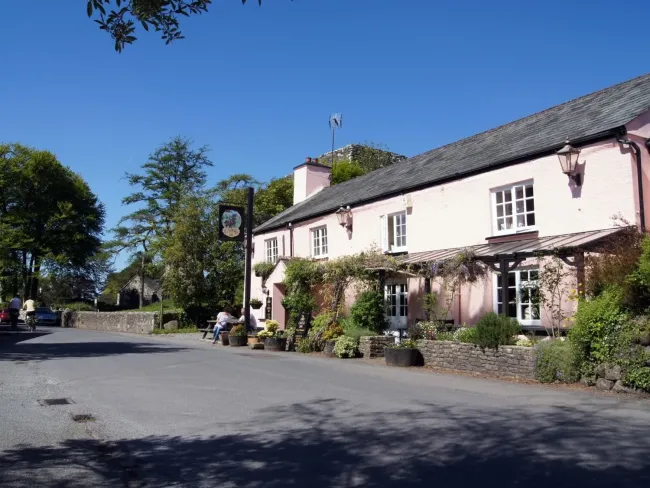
(287, 223, 294, 257)
(617, 136, 646, 233)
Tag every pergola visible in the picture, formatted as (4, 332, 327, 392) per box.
(400, 227, 629, 314)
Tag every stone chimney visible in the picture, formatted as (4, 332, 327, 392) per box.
(293, 156, 331, 205)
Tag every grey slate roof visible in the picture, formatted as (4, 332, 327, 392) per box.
(255, 73, 650, 234)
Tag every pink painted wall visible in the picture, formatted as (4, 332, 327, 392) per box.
(625, 110, 650, 231)
(293, 164, 331, 205)
(253, 135, 640, 327)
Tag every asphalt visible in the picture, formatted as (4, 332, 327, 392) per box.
(1, 326, 650, 487)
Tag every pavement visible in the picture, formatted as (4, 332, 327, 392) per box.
(1, 327, 650, 487)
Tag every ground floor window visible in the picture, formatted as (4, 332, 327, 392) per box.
(492, 268, 540, 327)
(385, 282, 408, 330)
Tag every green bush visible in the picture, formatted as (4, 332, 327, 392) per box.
(350, 290, 387, 334)
(454, 327, 477, 344)
(297, 337, 317, 353)
(435, 331, 455, 341)
(334, 336, 359, 358)
(534, 339, 580, 383)
(152, 327, 198, 335)
(474, 312, 520, 349)
(570, 288, 628, 369)
(229, 325, 247, 337)
(340, 316, 377, 340)
(322, 324, 344, 341)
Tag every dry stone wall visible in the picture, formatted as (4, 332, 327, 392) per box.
(417, 340, 535, 379)
(359, 336, 395, 358)
(69, 311, 172, 335)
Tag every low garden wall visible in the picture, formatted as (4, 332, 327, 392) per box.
(418, 340, 535, 379)
(359, 336, 395, 358)
(69, 311, 178, 335)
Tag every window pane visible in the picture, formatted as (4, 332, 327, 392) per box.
(506, 217, 513, 229)
(497, 288, 502, 302)
(388, 218, 395, 247)
(497, 218, 505, 230)
(515, 187, 523, 199)
(521, 305, 530, 320)
(525, 185, 534, 198)
(517, 215, 526, 228)
(508, 272, 516, 287)
(531, 305, 540, 319)
(527, 214, 536, 226)
(496, 192, 503, 204)
(507, 303, 517, 318)
(497, 304, 503, 314)
(505, 204, 512, 216)
(505, 191, 512, 202)
(529, 270, 539, 280)
(526, 198, 534, 211)
(496, 205, 504, 217)
(516, 201, 524, 213)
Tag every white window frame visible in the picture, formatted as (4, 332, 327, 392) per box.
(492, 268, 541, 327)
(311, 226, 328, 258)
(491, 181, 535, 235)
(265, 238, 278, 263)
(381, 211, 407, 253)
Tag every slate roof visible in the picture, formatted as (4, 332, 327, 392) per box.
(255, 73, 650, 234)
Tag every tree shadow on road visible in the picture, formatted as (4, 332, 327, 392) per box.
(1, 398, 649, 487)
(0, 334, 188, 362)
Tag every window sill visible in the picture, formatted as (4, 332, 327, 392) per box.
(486, 229, 538, 244)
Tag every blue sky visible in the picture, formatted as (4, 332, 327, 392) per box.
(1, 0, 649, 269)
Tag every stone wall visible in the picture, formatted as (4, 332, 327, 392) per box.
(359, 336, 396, 358)
(418, 340, 535, 379)
(69, 311, 164, 335)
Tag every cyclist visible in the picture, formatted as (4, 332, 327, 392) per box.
(8, 295, 21, 330)
(23, 298, 36, 331)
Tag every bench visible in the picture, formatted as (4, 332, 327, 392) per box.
(198, 319, 239, 340)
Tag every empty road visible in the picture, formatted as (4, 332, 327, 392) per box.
(1, 326, 650, 487)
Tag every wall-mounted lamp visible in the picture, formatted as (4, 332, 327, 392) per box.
(335, 205, 353, 229)
(556, 139, 582, 186)
(402, 194, 413, 209)
(262, 286, 269, 295)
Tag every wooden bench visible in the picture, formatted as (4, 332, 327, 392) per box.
(198, 319, 240, 340)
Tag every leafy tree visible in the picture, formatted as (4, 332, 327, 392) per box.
(41, 252, 113, 305)
(86, 0, 267, 52)
(331, 161, 365, 185)
(109, 136, 212, 307)
(255, 176, 293, 225)
(0, 143, 105, 300)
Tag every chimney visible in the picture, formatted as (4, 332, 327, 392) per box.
(293, 156, 331, 205)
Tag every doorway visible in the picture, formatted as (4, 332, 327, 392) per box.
(385, 282, 408, 330)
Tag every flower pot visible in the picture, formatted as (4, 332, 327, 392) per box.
(250, 303, 263, 310)
(384, 347, 419, 367)
(220, 332, 229, 346)
(264, 337, 287, 352)
(324, 340, 336, 356)
(229, 335, 248, 347)
(248, 335, 260, 345)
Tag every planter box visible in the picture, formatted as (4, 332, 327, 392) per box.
(385, 347, 419, 367)
(264, 337, 287, 352)
(229, 335, 248, 347)
(248, 335, 260, 345)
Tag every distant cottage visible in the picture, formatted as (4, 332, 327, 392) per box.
(117, 275, 161, 309)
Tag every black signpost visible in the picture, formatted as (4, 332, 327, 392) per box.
(265, 296, 272, 320)
(218, 188, 254, 331)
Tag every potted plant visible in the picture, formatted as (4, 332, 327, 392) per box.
(228, 325, 248, 347)
(385, 339, 420, 367)
(249, 298, 263, 310)
(259, 320, 286, 351)
(322, 323, 345, 356)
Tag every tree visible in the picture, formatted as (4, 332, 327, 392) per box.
(41, 252, 113, 305)
(86, 0, 267, 52)
(0, 143, 105, 300)
(331, 161, 365, 185)
(109, 136, 212, 308)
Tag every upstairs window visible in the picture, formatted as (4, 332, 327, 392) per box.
(265, 238, 278, 263)
(492, 183, 535, 234)
(311, 226, 328, 258)
(381, 211, 407, 253)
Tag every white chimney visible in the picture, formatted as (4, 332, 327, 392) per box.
(293, 157, 331, 205)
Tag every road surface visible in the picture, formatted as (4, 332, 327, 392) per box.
(1, 326, 650, 487)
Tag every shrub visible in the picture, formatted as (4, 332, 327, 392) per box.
(340, 316, 377, 340)
(249, 298, 263, 309)
(253, 262, 276, 281)
(388, 339, 418, 349)
(435, 331, 455, 341)
(310, 312, 335, 333)
(334, 336, 359, 358)
(534, 339, 580, 383)
(454, 327, 477, 344)
(229, 325, 247, 337)
(297, 337, 317, 353)
(322, 324, 344, 341)
(570, 288, 628, 369)
(516, 337, 533, 347)
(265, 320, 280, 334)
(350, 290, 387, 334)
(474, 312, 521, 349)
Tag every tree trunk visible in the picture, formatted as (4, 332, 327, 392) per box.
(139, 252, 145, 309)
(30, 256, 41, 300)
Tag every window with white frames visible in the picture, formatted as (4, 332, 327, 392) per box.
(311, 226, 328, 258)
(265, 238, 278, 263)
(493, 268, 540, 326)
(381, 211, 407, 253)
(492, 183, 535, 234)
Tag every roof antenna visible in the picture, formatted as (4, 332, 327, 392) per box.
(329, 113, 343, 166)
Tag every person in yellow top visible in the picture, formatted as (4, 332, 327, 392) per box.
(23, 298, 36, 331)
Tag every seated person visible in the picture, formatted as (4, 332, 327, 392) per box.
(238, 308, 258, 332)
(212, 307, 231, 344)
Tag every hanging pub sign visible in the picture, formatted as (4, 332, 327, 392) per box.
(218, 205, 245, 241)
(265, 296, 272, 320)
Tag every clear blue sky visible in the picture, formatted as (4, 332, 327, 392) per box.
(1, 0, 649, 269)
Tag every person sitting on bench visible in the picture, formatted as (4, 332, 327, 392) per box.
(212, 307, 231, 344)
(238, 308, 258, 332)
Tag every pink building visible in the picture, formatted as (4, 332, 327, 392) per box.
(250, 73, 650, 332)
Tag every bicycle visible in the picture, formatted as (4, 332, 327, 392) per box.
(26, 313, 36, 332)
